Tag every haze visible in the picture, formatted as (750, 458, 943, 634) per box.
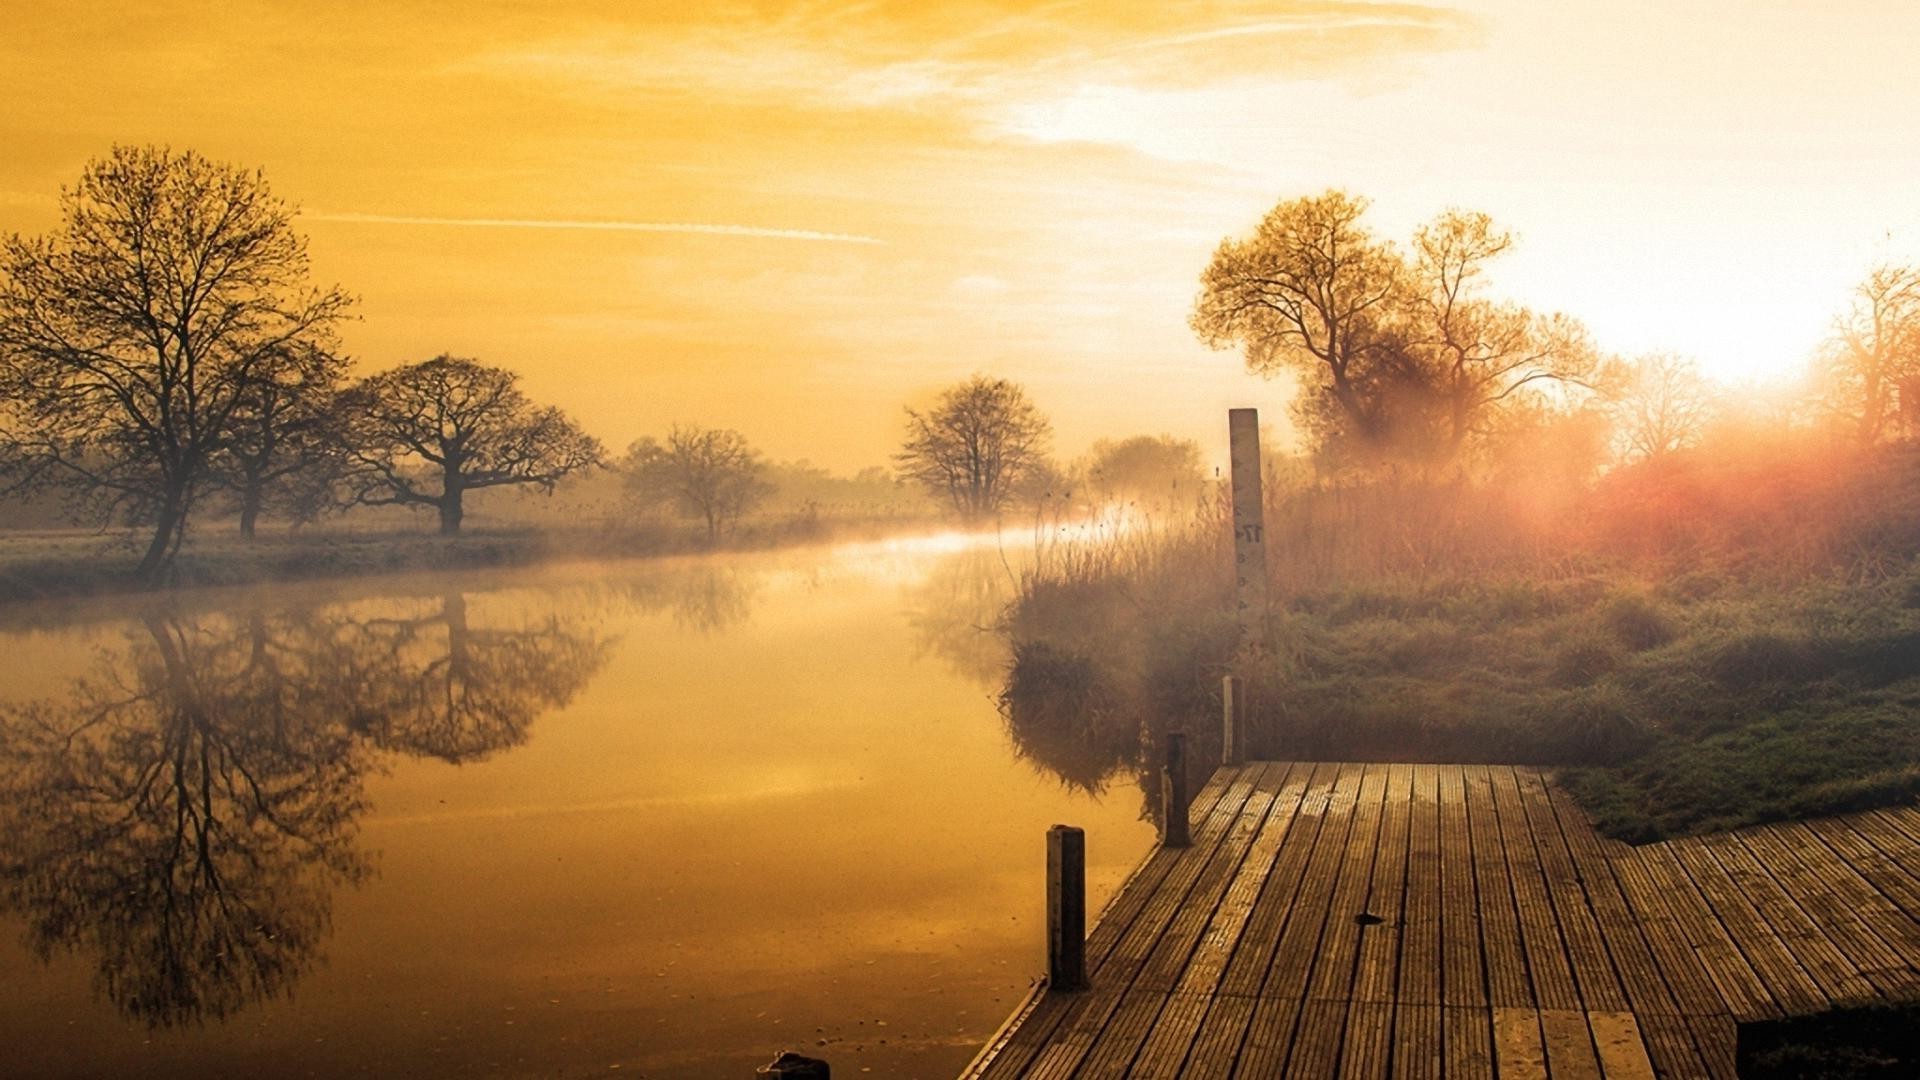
(4, 0, 1917, 469)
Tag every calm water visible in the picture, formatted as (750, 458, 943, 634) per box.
(0, 535, 1156, 1079)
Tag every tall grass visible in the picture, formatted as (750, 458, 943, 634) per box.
(999, 439, 1920, 841)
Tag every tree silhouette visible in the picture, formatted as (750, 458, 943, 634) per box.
(1192, 191, 1593, 466)
(895, 375, 1051, 519)
(0, 146, 351, 583)
(337, 355, 603, 534)
(1820, 263, 1920, 444)
(624, 424, 774, 542)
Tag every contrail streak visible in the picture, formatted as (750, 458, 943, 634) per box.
(307, 210, 884, 245)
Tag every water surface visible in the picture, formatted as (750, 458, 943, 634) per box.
(0, 535, 1155, 1078)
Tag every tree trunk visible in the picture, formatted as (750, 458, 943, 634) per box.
(439, 495, 464, 535)
(239, 487, 263, 540)
(135, 494, 186, 588)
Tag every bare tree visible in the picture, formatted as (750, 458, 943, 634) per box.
(623, 424, 774, 542)
(1610, 352, 1716, 461)
(336, 355, 602, 534)
(208, 341, 350, 538)
(895, 375, 1051, 520)
(0, 146, 351, 584)
(1820, 263, 1920, 444)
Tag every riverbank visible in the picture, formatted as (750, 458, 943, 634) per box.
(998, 443, 1920, 843)
(0, 512, 947, 606)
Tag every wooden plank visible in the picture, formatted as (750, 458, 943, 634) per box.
(1463, 766, 1531, 1008)
(1243, 764, 1369, 1016)
(1437, 765, 1489, 1008)
(1234, 993, 1305, 1078)
(1618, 844, 1773, 1020)
(1391, 1003, 1442, 1080)
(1440, 1006, 1494, 1080)
(1400, 765, 1444, 1008)
(1061, 985, 1165, 1078)
(1181, 996, 1255, 1080)
(1682, 1013, 1738, 1080)
(1511, 769, 1629, 1012)
(1219, 762, 1348, 997)
(1136, 764, 1289, 993)
(1486, 766, 1581, 1010)
(1003, 982, 1130, 1080)
(1585, 1011, 1657, 1080)
(1338, 1001, 1393, 1079)
(1172, 763, 1316, 997)
(1290, 999, 1350, 1078)
(1739, 822, 1920, 998)
(1353, 764, 1415, 1003)
(1082, 766, 1249, 972)
(1694, 831, 1874, 1004)
(1130, 990, 1216, 1079)
(1489, 1008, 1548, 1080)
(1632, 1012, 1715, 1080)
(1536, 1009, 1602, 1080)
(1659, 838, 1827, 1016)
(1540, 782, 1704, 1016)
(1307, 765, 1394, 1002)
(1803, 815, 1920, 921)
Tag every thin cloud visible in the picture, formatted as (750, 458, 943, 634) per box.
(307, 211, 884, 245)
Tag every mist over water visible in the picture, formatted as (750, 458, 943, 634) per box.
(0, 535, 1155, 1079)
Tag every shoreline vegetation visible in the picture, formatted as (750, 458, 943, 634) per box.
(0, 508, 950, 608)
(999, 438, 1920, 845)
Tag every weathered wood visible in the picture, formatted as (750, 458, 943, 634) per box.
(1047, 825, 1087, 993)
(1221, 674, 1243, 766)
(1162, 731, 1192, 849)
(1227, 408, 1267, 642)
(966, 763, 1920, 1080)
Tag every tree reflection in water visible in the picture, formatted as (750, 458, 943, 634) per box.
(0, 593, 610, 1026)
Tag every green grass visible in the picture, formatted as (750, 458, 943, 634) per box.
(1000, 479, 1920, 842)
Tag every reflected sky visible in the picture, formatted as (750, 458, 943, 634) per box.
(0, 536, 1154, 1079)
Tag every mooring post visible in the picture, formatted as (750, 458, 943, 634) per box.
(758, 1051, 830, 1078)
(1228, 408, 1269, 643)
(1162, 731, 1191, 848)
(1046, 824, 1087, 992)
(1222, 674, 1242, 766)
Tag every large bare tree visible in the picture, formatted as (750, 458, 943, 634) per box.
(336, 355, 603, 534)
(0, 146, 351, 584)
(895, 375, 1051, 520)
(623, 424, 774, 542)
(1820, 263, 1920, 444)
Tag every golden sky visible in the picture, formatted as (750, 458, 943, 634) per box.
(4, 1, 1918, 470)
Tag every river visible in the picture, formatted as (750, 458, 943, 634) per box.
(0, 533, 1156, 1079)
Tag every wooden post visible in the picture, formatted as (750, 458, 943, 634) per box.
(758, 1051, 830, 1078)
(1161, 731, 1191, 849)
(1228, 408, 1269, 643)
(1047, 825, 1087, 992)
(1222, 674, 1242, 766)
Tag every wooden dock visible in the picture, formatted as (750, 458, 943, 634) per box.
(962, 761, 1920, 1078)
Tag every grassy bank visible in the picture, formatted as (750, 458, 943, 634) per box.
(0, 511, 944, 606)
(1000, 442, 1920, 842)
